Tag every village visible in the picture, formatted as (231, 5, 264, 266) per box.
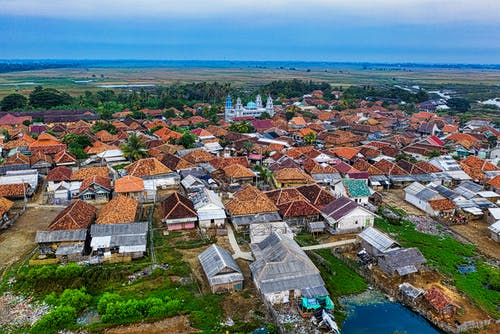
(0, 86, 499, 334)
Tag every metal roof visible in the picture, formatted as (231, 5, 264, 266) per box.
(231, 212, 281, 226)
(415, 188, 440, 201)
(249, 232, 327, 296)
(198, 244, 243, 286)
(489, 221, 500, 234)
(35, 229, 87, 243)
(55, 244, 84, 255)
(404, 182, 426, 196)
(359, 227, 400, 253)
(90, 222, 148, 237)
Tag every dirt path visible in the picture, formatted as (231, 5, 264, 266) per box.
(105, 315, 199, 334)
(381, 190, 425, 216)
(0, 206, 63, 273)
(451, 220, 500, 261)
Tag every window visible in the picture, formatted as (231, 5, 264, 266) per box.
(355, 220, 358, 225)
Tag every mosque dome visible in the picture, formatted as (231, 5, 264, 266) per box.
(246, 101, 257, 109)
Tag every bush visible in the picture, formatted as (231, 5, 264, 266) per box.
(58, 288, 92, 313)
(97, 292, 122, 314)
(30, 306, 77, 334)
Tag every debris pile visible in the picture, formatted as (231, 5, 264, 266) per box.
(0, 292, 50, 329)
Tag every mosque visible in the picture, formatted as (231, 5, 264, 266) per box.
(224, 94, 274, 121)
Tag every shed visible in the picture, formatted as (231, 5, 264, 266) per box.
(358, 227, 400, 257)
(198, 244, 243, 293)
(90, 222, 148, 259)
(378, 247, 426, 276)
(488, 221, 500, 242)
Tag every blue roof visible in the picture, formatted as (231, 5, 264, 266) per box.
(342, 179, 371, 197)
(247, 102, 257, 108)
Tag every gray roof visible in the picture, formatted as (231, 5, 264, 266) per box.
(231, 212, 282, 226)
(90, 222, 148, 237)
(380, 247, 426, 274)
(35, 229, 87, 243)
(457, 180, 483, 193)
(249, 232, 327, 296)
(428, 184, 460, 200)
(399, 282, 425, 299)
(322, 196, 372, 221)
(415, 188, 440, 201)
(198, 244, 243, 286)
(359, 227, 400, 253)
(55, 244, 85, 255)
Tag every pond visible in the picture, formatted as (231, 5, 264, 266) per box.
(340, 290, 441, 334)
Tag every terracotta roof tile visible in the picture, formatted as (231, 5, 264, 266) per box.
(79, 175, 112, 193)
(226, 185, 278, 216)
(274, 167, 315, 184)
(124, 158, 172, 177)
(47, 199, 97, 231)
(0, 196, 13, 216)
(161, 192, 197, 220)
(265, 188, 308, 205)
(487, 174, 500, 188)
(428, 198, 456, 211)
(210, 156, 249, 169)
(182, 149, 215, 164)
(0, 183, 29, 197)
(96, 195, 138, 224)
(71, 167, 109, 181)
(223, 164, 255, 179)
(54, 150, 77, 164)
(114, 175, 145, 193)
(46, 166, 72, 182)
(278, 200, 321, 217)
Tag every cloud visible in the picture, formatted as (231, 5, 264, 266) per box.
(0, 0, 498, 24)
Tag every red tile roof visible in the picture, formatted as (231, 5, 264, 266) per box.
(96, 195, 138, 224)
(46, 166, 72, 182)
(47, 199, 97, 231)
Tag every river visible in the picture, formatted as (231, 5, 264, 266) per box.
(340, 290, 441, 334)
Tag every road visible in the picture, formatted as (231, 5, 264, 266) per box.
(226, 224, 253, 261)
(301, 239, 358, 251)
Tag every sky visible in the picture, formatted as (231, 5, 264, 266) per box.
(0, 0, 499, 63)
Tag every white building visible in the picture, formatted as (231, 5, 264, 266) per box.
(225, 95, 274, 121)
(322, 196, 375, 234)
(189, 188, 226, 229)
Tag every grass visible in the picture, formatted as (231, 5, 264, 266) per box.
(375, 217, 500, 319)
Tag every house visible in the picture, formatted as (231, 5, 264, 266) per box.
(404, 182, 456, 217)
(160, 192, 198, 230)
(221, 164, 255, 187)
(90, 222, 148, 260)
(486, 207, 500, 226)
(226, 185, 281, 231)
(331, 179, 371, 204)
(35, 200, 97, 260)
(424, 286, 460, 318)
(322, 197, 375, 234)
(198, 244, 244, 293)
(181, 174, 208, 193)
(358, 227, 401, 257)
(296, 184, 336, 209)
(30, 152, 53, 171)
(273, 167, 314, 188)
(0, 196, 14, 229)
(189, 188, 226, 229)
(249, 221, 293, 244)
(488, 221, 500, 242)
(96, 195, 138, 225)
(28, 133, 66, 155)
(54, 150, 77, 166)
(46, 166, 73, 203)
(114, 175, 145, 202)
(0, 183, 30, 200)
(378, 248, 426, 276)
(124, 158, 180, 201)
(78, 175, 112, 202)
(250, 232, 329, 304)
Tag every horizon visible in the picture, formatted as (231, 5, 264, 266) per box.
(1, 1, 499, 63)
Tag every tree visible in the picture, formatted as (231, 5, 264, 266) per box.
(1, 93, 28, 111)
(121, 133, 148, 161)
(228, 121, 254, 133)
(63, 134, 91, 159)
(258, 112, 271, 120)
(447, 98, 470, 112)
(242, 140, 254, 155)
(91, 121, 116, 134)
(487, 135, 497, 149)
(29, 86, 73, 109)
(425, 150, 441, 159)
(303, 131, 317, 145)
(177, 133, 196, 149)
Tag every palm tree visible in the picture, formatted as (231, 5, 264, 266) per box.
(121, 133, 148, 161)
(304, 131, 317, 145)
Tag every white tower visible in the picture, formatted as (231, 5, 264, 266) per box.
(266, 95, 274, 116)
(256, 95, 263, 109)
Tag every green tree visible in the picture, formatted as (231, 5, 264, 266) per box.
(303, 131, 317, 145)
(447, 98, 470, 112)
(258, 112, 271, 120)
(121, 133, 148, 161)
(90, 121, 116, 134)
(29, 86, 73, 109)
(425, 150, 441, 158)
(1, 93, 28, 111)
(30, 306, 77, 334)
(242, 140, 254, 155)
(58, 288, 92, 313)
(62, 134, 91, 159)
(228, 121, 254, 133)
(177, 133, 197, 149)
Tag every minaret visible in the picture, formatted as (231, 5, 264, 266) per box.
(266, 95, 274, 116)
(256, 94, 263, 109)
(225, 95, 233, 121)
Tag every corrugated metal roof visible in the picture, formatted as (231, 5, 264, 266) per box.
(55, 244, 84, 255)
(249, 232, 327, 296)
(359, 227, 400, 253)
(35, 229, 87, 243)
(198, 244, 243, 286)
(489, 221, 500, 234)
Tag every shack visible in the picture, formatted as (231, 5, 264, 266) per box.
(198, 244, 243, 293)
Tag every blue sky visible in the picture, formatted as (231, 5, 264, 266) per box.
(0, 0, 499, 63)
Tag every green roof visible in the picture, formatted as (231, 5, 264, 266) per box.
(342, 179, 371, 198)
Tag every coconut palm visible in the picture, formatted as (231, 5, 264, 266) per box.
(121, 133, 148, 161)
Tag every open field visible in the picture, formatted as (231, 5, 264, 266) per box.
(0, 206, 63, 274)
(1, 65, 500, 99)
